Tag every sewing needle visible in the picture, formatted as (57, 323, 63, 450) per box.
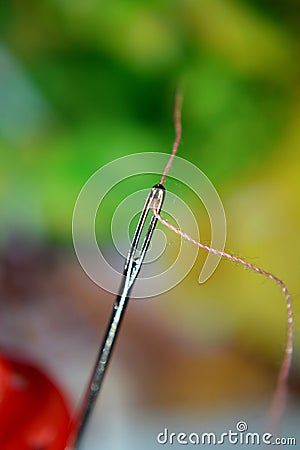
(70, 183, 165, 449)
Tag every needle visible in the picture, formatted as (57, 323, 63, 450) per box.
(70, 183, 165, 449)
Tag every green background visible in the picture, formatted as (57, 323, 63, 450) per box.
(0, 0, 299, 442)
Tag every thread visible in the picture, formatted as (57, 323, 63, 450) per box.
(160, 91, 183, 185)
(153, 206, 293, 428)
(157, 91, 294, 428)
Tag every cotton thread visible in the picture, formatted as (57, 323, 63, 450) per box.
(153, 206, 293, 427)
(157, 91, 294, 428)
(159, 91, 183, 185)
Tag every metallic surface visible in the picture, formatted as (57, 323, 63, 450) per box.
(71, 184, 165, 449)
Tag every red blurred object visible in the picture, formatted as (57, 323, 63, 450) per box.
(0, 354, 71, 450)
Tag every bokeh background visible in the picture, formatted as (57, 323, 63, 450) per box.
(1, 1, 300, 449)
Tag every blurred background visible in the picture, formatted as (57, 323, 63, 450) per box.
(0, 0, 300, 449)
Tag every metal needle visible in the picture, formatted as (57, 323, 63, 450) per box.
(70, 183, 165, 449)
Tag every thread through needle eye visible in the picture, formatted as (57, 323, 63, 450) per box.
(69, 183, 165, 449)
